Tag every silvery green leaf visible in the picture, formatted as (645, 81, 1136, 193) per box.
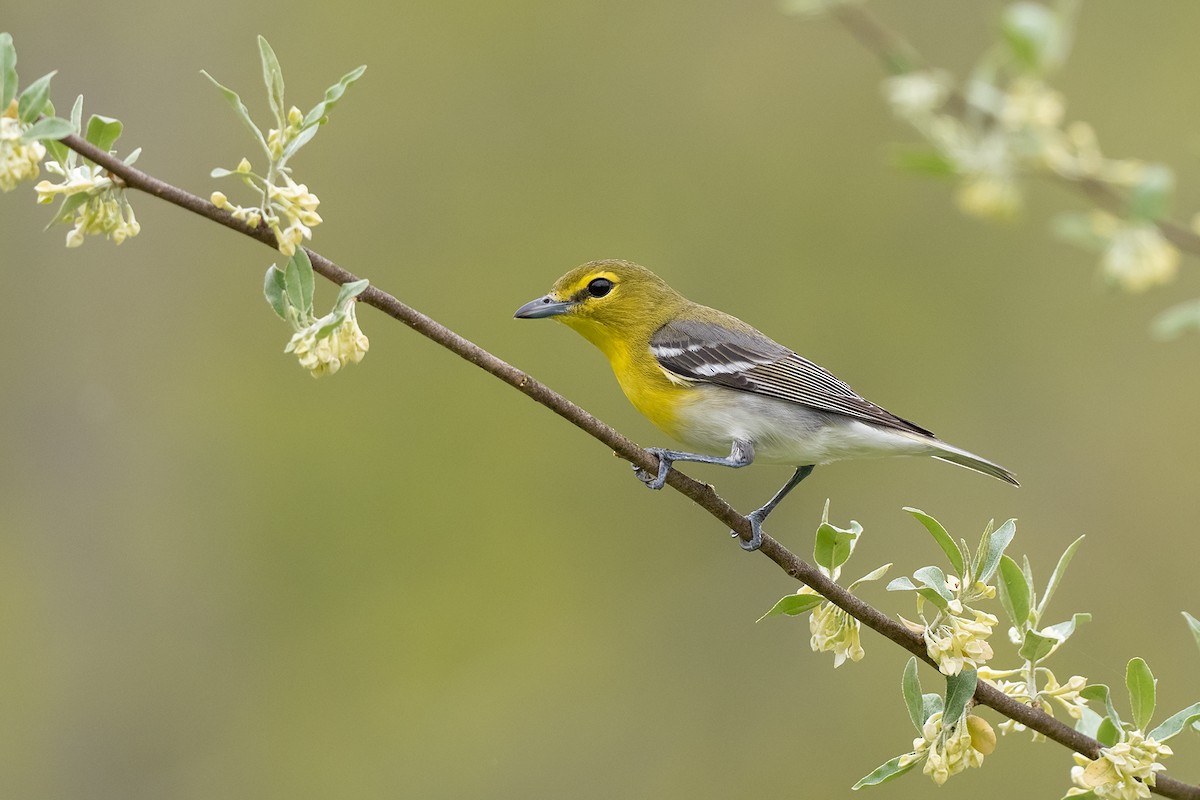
(814, 516, 859, 571)
(333, 279, 370, 312)
(976, 519, 1016, 584)
(283, 64, 366, 162)
(1042, 612, 1090, 644)
(1075, 705, 1103, 739)
(45, 192, 88, 230)
(314, 308, 348, 339)
(69, 93, 82, 133)
(848, 563, 891, 592)
(1037, 534, 1085, 619)
(914, 565, 954, 603)
(904, 507, 964, 576)
(85, 114, 122, 153)
(902, 657, 924, 730)
(1126, 657, 1156, 732)
(123, 147, 142, 165)
(210, 167, 237, 178)
(0, 32, 16, 109)
(16, 70, 55, 123)
(283, 248, 315, 319)
(886, 575, 949, 611)
(1148, 702, 1200, 742)
(44, 137, 68, 165)
(1096, 717, 1120, 747)
(756, 592, 823, 622)
(1154, 300, 1200, 341)
(201, 69, 268, 154)
(1185, 612, 1200, 654)
(1127, 164, 1174, 223)
(1019, 628, 1057, 663)
(20, 116, 73, 143)
(997, 554, 1031, 629)
(257, 36, 286, 130)
(943, 669, 978, 726)
(852, 753, 918, 790)
(1081, 684, 1123, 731)
(1001, 1, 1060, 73)
(915, 588, 949, 611)
(922, 692, 943, 722)
(263, 265, 289, 320)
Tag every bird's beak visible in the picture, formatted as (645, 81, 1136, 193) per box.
(513, 294, 576, 319)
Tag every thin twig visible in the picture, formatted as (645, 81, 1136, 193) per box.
(56, 130, 1199, 799)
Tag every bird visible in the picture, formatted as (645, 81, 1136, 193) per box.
(514, 259, 1017, 551)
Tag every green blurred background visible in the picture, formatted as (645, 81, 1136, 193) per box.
(3, 2, 1199, 798)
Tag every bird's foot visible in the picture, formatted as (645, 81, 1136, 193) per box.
(633, 448, 672, 490)
(731, 507, 769, 552)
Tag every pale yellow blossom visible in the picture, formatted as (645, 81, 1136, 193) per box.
(0, 114, 46, 192)
(285, 303, 369, 378)
(910, 711, 988, 786)
(1067, 731, 1172, 800)
(807, 594, 864, 667)
(925, 608, 997, 676)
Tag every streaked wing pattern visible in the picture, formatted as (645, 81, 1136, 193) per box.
(650, 318, 933, 436)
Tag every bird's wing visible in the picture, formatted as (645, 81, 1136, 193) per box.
(649, 318, 934, 436)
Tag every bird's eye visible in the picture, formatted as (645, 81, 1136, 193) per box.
(587, 277, 614, 298)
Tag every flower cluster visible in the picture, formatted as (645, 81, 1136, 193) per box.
(34, 159, 140, 247)
(285, 303, 370, 378)
(900, 711, 991, 786)
(0, 108, 45, 191)
(1093, 213, 1178, 292)
(1067, 731, 1173, 800)
(211, 156, 322, 257)
(979, 667, 1087, 737)
(804, 588, 864, 668)
(878, 3, 1181, 291)
(760, 502, 888, 668)
(924, 605, 998, 676)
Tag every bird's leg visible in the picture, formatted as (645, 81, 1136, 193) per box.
(734, 464, 815, 552)
(633, 439, 754, 490)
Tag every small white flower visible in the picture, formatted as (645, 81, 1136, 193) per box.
(284, 302, 369, 378)
(0, 114, 46, 192)
(1068, 731, 1172, 800)
(1000, 78, 1065, 133)
(1100, 219, 1178, 292)
(807, 595, 865, 667)
(909, 711, 988, 786)
(925, 608, 997, 676)
(35, 158, 141, 247)
(882, 70, 951, 120)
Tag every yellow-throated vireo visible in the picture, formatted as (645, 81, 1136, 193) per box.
(515, 260, 1017, 551)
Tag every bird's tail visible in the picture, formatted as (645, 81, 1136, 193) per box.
(930, 441, 1020, 486)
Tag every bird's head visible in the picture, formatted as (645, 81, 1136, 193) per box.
(514, 259, 685, 355)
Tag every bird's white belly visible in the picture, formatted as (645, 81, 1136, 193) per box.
(672, 387, 933, 466)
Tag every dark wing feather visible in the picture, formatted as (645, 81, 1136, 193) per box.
(650, 318, 933, 436)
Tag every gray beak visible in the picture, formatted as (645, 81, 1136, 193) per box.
(514, 294, 576, 319)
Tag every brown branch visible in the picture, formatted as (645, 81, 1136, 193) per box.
(54, 130, 1199, 799)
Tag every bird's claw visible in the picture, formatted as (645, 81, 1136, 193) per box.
(731, 508, 768, 552)
(633, 448, 672, 490)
